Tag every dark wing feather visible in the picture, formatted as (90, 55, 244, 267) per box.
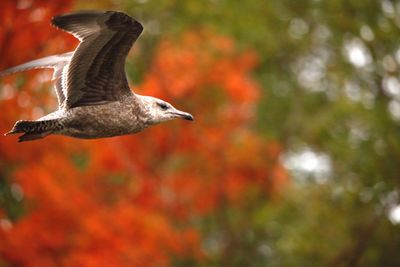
(51, 11, 143, 108)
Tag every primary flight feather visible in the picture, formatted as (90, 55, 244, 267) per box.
(0, 10, 193, 142)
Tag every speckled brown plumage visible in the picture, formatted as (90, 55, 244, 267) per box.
(1, 10, 193, 142)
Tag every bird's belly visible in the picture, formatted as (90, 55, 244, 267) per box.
(61, 102, 147, 139)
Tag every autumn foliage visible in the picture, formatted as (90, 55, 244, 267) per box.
(0, 1, 287, 266)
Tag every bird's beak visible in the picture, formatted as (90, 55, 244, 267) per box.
(171, 110, 194, 121)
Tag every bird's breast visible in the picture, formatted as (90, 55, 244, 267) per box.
(62, 100, 147, 138)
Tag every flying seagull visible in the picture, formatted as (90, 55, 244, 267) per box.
(0, 10, 193, 142)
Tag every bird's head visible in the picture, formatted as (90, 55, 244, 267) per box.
(140, 96, 194, 125)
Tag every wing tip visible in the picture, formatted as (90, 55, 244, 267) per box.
(51, 10, 143, 35)
(51, 10, 106, 29)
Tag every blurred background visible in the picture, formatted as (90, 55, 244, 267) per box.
(1, 0, 400, 266)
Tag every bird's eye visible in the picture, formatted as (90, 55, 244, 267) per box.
(158, 103, 169, 110)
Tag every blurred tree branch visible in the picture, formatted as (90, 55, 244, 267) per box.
(329, 214, 382, 267)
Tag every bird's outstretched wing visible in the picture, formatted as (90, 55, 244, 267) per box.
(52, 11, 143, 108)
(0, 52, 73, 107)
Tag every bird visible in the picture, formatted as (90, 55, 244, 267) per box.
(0, 10, 194, 142)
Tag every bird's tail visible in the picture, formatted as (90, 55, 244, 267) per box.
(4, 120, 57, 142)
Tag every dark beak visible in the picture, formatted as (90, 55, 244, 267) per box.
(183, 113, 194, 121)
(172, 111, 194, 121)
